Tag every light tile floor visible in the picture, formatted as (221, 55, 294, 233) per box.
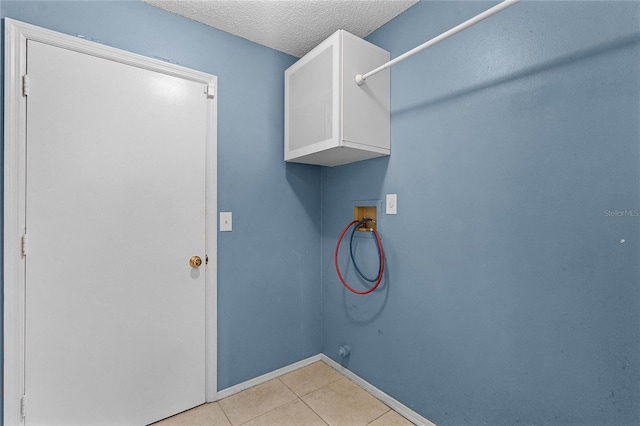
(153, 361, 415, 426)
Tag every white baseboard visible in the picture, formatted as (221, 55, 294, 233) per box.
(215, 353, 436, 426)
(215, 354, 322, 400)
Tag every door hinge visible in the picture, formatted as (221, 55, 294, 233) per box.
(22, 75, 31, 97)
(20, 395, 27, 418)
(206, 83, 215, 99)
(21, 234, 29, 257)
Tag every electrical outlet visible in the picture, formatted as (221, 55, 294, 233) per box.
(220, 212, 232, 232)
(386, 194, 397, 215)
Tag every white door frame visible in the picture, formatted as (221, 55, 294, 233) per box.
(3, 18, 218, 426)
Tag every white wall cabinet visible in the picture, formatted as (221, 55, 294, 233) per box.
(285, 30, 390, 167)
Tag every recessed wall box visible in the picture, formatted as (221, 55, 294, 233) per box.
(354, 205, 377, 231)
(285, 30, 390, 167)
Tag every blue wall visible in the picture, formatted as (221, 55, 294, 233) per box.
(321, 1, 640, 425)
(2, 0, 640, 425)
(0, 0, 321, 404)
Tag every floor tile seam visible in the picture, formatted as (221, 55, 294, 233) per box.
(274, 376, 301, 401)
(235, 396, 307, 426)
(277, 376, 304, 398)
(364, 407, 393, 425)
(333, 375, 394, 407)
(214, 401, 234, 426)
(298, 376, 376, 426)
(304, 376, 394, 425)
(297, 394, 330, 426)
(217, 400, 237, 426)
(280, 365, 348, 398)
(300, 376, 346, 401)
(220, 377, 298, 425)
(318, 362, 347, 387)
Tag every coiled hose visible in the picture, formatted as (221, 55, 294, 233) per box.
(334, 218, 385, 295)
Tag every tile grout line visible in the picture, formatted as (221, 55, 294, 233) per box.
(216, 401, 234, 426)
(295, 374, 390, 426)
(277, 376, 298, 396)
(298, 395, 330, 426)
(216, 401, 233, 426)
(233, 378, 298, 426)
(364, 407, 393, 426)
(236, 397, 300, 426)
(278, 370, 339, 425)
(291, 375, 350, 426)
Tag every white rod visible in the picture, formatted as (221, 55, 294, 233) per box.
(355, 0, 520, 86)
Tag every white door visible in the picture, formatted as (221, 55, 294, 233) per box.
(24, 39, 210, 425)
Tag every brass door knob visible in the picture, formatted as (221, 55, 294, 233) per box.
(189, 256, 202, 267)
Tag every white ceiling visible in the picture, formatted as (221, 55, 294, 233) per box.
(144, 0, 418, 58)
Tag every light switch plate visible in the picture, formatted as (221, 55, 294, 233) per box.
(386, 194, 397, 215)
(220, 212, 232, 232)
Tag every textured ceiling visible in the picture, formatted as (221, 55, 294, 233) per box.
(144, 0, 418, 58)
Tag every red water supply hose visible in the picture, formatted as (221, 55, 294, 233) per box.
(334, 220, 385, 295)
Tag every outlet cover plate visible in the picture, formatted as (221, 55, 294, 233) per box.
(386, 194, 397, 215)
(220, 212, 232, 232)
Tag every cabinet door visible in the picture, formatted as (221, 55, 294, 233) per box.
(285, 32, 340, 159)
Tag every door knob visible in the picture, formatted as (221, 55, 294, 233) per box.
(189, 256, 202, 267)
